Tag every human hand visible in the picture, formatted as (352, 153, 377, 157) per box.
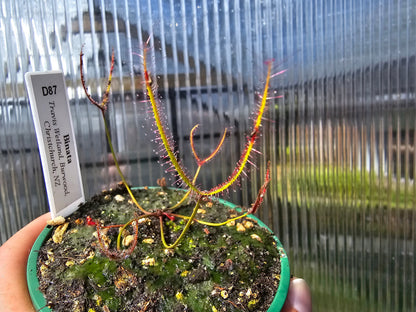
(0, 213, 51, 312)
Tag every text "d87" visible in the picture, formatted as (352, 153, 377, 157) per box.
(42, 85, 57, 96)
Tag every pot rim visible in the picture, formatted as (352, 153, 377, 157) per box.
(27, 187, 290, 311)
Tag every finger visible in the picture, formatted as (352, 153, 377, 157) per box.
(0, 213, 51, 311)
(281, 278, 312, 312)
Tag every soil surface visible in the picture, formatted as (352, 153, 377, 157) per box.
(36, 185, 282, 312)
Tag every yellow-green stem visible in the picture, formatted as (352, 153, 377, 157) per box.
(143, 50, 202, 195)
(116, 214, 153, 250)
(169, 166, 201, 211)
(203, 62, 272, 196)
(174, 211, 249, 227)
(102, 110, 148, 214)
(160, 197, 202, 249)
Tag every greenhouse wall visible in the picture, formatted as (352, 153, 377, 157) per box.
(1, 0, 415, 311)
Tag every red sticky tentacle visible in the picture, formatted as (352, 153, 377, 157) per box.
(249, 161, 271, 214)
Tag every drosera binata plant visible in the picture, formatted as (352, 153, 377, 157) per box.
(79, 40, 283, 258)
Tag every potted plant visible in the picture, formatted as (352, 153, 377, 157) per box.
(27, 42, 290, 312)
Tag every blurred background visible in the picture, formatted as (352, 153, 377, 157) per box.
(1, 0, 415, 311)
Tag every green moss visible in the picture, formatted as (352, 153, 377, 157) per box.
(166, 219, 183, 232)
(61, 225, 95, 252)
(184, 281, 215, 311)
(94, 289, 121, 311)
(65, 256, 117, 286)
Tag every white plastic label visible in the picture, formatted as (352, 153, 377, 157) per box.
(25, 71, 84, 218)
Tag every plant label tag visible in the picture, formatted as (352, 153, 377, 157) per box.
(25, 71, 84, 218)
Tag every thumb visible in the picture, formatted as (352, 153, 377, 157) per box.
(281, 278, 312, 312)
